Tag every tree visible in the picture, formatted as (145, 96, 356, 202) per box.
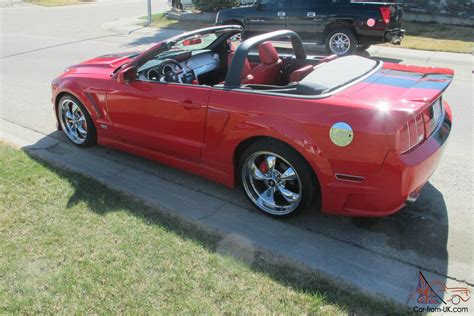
(192, 0, 240, 12)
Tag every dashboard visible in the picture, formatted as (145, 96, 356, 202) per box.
(139, 50, 221, 84)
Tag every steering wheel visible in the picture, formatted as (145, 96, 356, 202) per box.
(155, 59, 182, 83)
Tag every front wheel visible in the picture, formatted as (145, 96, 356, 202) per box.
(325, 28, 358, 56)
(57, 94, 97, 147)
(239, 141, 315, 218)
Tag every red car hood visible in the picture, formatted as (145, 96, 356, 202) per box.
(338, 62, 454, 112)
(66, 51, 140, 77)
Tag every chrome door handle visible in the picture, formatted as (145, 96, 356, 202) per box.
(277, 11, 286, 17)
(307, 12, 316, 17)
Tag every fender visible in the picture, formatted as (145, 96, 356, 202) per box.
(201, 112, 331, 186)
(53, 79, 109, 132)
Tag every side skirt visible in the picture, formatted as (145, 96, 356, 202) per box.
(98, 136, 235, 188)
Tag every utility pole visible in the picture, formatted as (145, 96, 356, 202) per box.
(145, 0, 152, 26)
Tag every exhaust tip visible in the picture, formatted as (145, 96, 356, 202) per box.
(406, 192, 420, 204)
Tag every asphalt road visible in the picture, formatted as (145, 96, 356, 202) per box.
(1, 0, 473, 290)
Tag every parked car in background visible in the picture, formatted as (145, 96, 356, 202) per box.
(168, 0, 256, 9)
(216, 0, 405, 55)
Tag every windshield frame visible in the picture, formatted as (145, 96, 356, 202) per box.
(125, 25, 244, 71)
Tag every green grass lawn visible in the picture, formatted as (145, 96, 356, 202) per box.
(144, 13, 211, 30)
(0, 143, 404, 314)
(386, 22, 474, 54)
(25, 0, 94, 7)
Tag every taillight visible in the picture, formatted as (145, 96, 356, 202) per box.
(423, 97, 443, 137)
(398, 113, 425, 153)
(380, 7, 391, 25)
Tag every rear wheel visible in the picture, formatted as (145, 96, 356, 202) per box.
(239, 141, 315, 218)
(325, 28, 358, 56)
(57, 94, 96, 147)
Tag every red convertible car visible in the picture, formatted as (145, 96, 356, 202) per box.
(52, 26, 453, 218)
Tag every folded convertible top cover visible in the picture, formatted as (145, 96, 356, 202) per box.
(297, 56, 377, 95)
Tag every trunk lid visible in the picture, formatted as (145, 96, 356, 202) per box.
(339, 62, 453, 152)
(340, 62, 454, 111)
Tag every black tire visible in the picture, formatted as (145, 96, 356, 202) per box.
(324, 28, 358, 56)
(57, 94, 97, 147)
(238, 140, 316, 218)
(357, 44, 371, 51)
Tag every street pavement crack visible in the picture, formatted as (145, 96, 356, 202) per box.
(1, 116, 53, 135)
(196, 202, 228, 222)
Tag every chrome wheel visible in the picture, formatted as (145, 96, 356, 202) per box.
(59, 99, 88, 145)
(242, 151, 302, 216)
(329, 32, 351, 55)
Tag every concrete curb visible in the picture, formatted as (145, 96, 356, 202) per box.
(2, 118, 472, 310)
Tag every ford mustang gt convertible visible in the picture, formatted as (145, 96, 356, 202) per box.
(52, 25, 453, 218)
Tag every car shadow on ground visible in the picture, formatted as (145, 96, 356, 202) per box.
(23, 132, 450, 308)
(291, 183, 449, 264)
(21, 136, 407, 313)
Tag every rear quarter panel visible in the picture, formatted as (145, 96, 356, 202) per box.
(204, 89, 399, 186)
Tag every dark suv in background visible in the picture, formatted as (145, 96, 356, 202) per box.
(216, 0, 404, 55)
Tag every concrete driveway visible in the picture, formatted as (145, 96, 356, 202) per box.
(1, 1, 473, 307)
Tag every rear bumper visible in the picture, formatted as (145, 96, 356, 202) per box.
(385, 29, 405, 45)
(321, 101, 452, 217)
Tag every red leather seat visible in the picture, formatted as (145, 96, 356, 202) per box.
(251, 42, 282, 85)
(289, 65, 314, 83)
(227, 52, 254, 84)
(289, 55, 338, 83)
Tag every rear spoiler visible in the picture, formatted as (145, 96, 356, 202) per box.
(384, 63, 454, 104)
(384, 63, 454, 76)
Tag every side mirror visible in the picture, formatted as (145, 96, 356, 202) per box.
(117, 66, 137, 84)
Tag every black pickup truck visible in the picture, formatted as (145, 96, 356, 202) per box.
(216, 0, 404, 55)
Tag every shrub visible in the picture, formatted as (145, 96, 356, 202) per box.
(192, 0, 240, 12)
